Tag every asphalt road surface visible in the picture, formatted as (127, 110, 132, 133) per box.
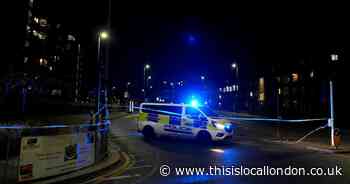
(101, 115, 349, 184)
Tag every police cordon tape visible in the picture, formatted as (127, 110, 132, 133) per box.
(224, 117, 328, 123)
(128, 104, 331, 144)
(130, 105, 328, 124)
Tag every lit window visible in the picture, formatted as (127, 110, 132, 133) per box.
(310, 71, 314, 78)
(331, 54, 338, 62)
(39, 18, 48, 27)
(291, 73, 298, 82)
(32, 30, 38, 36)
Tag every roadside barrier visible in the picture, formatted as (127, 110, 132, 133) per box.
(0, 121, 110, 183)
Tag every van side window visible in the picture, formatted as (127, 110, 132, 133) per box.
(185, 107, 208, 128)
(185, 107, 201, 119)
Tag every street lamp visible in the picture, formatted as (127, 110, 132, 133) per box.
(96, 30, 109, 123)
(100, 31, 109, 39)
(144, 64, 151, 101)
(231, 62, 239, 79)
(231, 62, 239, 112)
(231, 63, 237, 69)
(200, 76, 205, 80)
(329, 52, 340, 147)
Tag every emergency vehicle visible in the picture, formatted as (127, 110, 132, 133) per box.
(137, 103, 234, 143)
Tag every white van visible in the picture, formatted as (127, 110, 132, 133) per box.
(137, 103, 234, 143)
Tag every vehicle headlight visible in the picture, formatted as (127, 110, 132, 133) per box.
(215, 123, 225, 130)
(212, 121, 225, 130)
(212, 121, 233, 133)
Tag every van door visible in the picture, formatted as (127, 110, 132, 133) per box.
(157, 105, 183, 137)
(182, 107, 208, 137)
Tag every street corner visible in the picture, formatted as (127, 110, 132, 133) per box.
(108, 151, 135, 177)
(80, 151, 135, 184)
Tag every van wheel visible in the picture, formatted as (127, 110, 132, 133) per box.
(196, 131, 212, 144)
(142, 126, 155, 140)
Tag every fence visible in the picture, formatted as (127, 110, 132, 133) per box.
(0, 121, 110, 184)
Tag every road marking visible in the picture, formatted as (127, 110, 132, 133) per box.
(80, 152, 134, 184)
(127, 165, 153, 170)
(103, 174, 140, 181)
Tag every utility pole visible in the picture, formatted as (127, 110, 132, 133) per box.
(74, 44, 81, 103)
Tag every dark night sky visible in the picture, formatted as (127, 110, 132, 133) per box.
(9, 2, 348, 88)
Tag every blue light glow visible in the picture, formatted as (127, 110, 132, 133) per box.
(224, 124, 233, 133)
(186, 34, 197, 45)
(191, 99, 199, 107)
(189, 35, 195, 42)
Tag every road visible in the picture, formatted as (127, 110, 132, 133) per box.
(101, 115, 349, 184)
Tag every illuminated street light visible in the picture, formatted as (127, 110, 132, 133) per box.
(99, 31, 109, 40)
(148, 76, 152, 80)
(231, 63, 237, 69)
(200, 76, 205, 80)
(145, 64, 151, 69)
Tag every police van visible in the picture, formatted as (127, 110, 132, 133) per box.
(137, 103, 234, 143)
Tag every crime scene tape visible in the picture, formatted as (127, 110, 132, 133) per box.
(131, 105, 330, 143)
(224, 117, 328, 123)
(131, 105, 327, 123)
(132, 106, 182, 117)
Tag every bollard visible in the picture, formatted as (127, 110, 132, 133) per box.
(334, 128, 341, 149)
